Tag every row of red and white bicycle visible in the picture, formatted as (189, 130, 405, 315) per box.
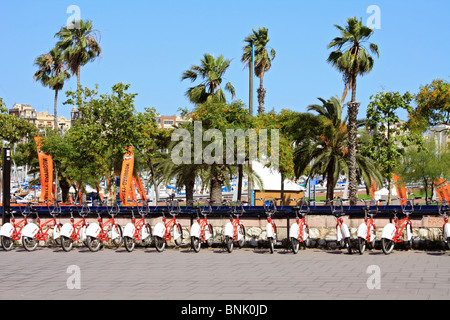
(1, 198, 449, 255)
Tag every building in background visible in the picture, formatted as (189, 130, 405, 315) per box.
(8, 104, 37, 126)
(8, 103, 71, 133)
(156, 114, 190, 129)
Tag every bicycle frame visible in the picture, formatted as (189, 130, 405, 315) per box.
(162, 216, 178, 241)
(7, 212, 28, 241)
(224, 201, 245, 243)
(68, 217, 88, 242)
(363, 216, 375, 241)
(22, 202, 61, 242)
(229, 216, 242, 241)
(291, 199, 309, 242)
(97, 216, 118, 242)
(263, 199, 278, 240)
(391, 216, 411, 243)
(34, 216, 58, 242)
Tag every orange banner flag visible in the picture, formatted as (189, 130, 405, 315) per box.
(434, 178, 450, 202)
(119, 147, 134, 205)
(135, 175, 147, 201)
(393, 174, 407, 206)
(369, 177, 378, 200)
(34, 137, 54, 202)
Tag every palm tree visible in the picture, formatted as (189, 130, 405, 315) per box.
(181, 53, 235, 104)
(242, 27, 276, 115)
(55, 19, 101, 90)
(327, 17, 379, 204)
(34, 47, 71, 131)
(292, 96, 382, 200)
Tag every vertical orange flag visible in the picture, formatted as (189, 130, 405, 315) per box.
(393, 174, 407, 206)
(34, 137, 54, 202)
(434, 178, 450, 202)
(119, 147, 134, 205)
(135, 175, 147, 201)
(369, 177, 378, 200)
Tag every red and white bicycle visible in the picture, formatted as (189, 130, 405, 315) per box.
(327, 199, 352, 254)
(21, 201, 62, 252)
(123, 201, 152, 252)
(190, 199, 214, 252)
(60, 203, 90, 252)
(224, 200, 246, 253)
(289, 198, 311, 254)
(0, 203, 32, 251)
(261, 198, 278, 254)
(153, 200, 183, 252)
(381, 197, 417, 255)
(356, 199, 384, 255)
(85, 202, 123, 252)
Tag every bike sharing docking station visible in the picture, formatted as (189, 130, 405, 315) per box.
(2, 147, 11, 225)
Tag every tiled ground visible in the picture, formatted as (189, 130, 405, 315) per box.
(0, 245, 449, 300)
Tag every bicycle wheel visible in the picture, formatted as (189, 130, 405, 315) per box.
(1, 236, 14, 251)
(357, 237, 366, 255)
(205, 224, 214, 247)
(226, 236, 234, 253)
(191, 236, 201, 253)
(291, 237, 300, 254)
(381, 238, 394, 255)
(345, 237, 352, 254)
(154, 236, 166, 252)
(268, 237, 274, 254)
(141, 223, 152, 247)
(237, 224, 246, 248)
(111, 224, 123, 248)
(174, 223, 183, 246)
(61, 236, 73, 252)
(22, 236, 38, 252)
(124, 236, 135, 252)
(86, 236, 102, 252)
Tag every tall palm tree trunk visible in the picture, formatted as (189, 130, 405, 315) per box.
(53, 89, 60, 201)
(326, 159, 336, 201)
(257, 73, 266, 115)
(347, 77, 359, 205)
(53, 89, 59, 132)
(77, 65, 81, 90)
(185, 178, 195, 206)
(210, 165, 224, 205)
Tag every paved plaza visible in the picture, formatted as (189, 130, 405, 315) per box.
(0, 245, 449, 300)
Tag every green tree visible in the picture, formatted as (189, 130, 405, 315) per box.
(291, 96, 382, 200)
(413, 79, 450, 129)
(364, 91, 420, 204)
(327, 16, 379, 205)
(181, 53, 235, 104)
(55, 19, 101, 90)
(400, 140, 450, 204)
(242, 27, 276, 115)
(135, 108, 172, 203)
(64, 83, 142, 201)
(188, 100, 261, 204)
(34, 47, 71, 131)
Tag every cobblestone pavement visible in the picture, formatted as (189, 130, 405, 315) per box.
(0, 245, 449, 300)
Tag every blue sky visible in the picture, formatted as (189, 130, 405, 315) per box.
(0, 0, 449, 120)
